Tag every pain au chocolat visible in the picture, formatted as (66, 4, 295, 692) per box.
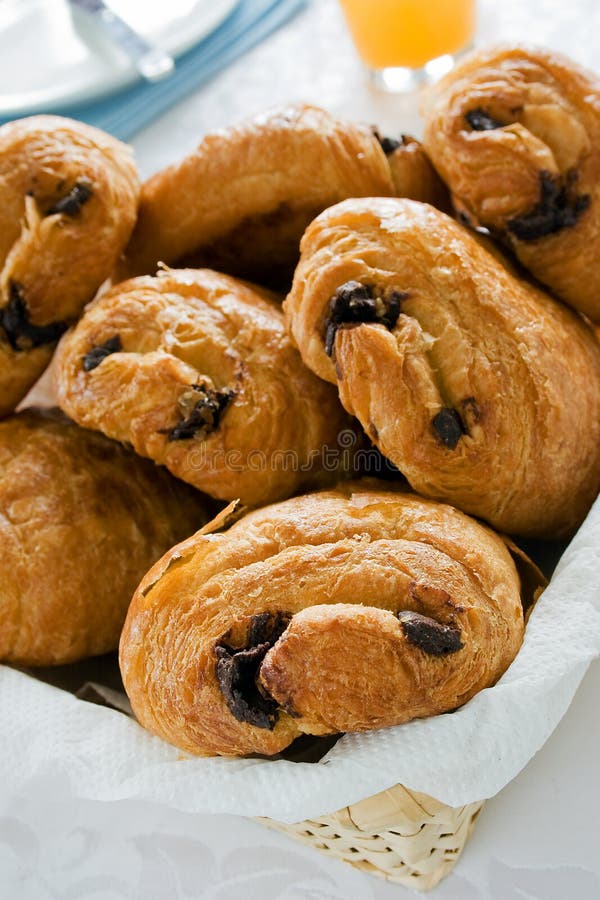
(115, 104, 447, 287)
(423, 44, 600, 321)
(0, 408, 209, 666)
(54, 268, 353, 507)
(119, 482, 534, 757)
(0, 116, 139, 417)
(284, 197, 600, 538)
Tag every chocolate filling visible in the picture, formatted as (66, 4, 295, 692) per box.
(0, 282, 67, 351)
(215, 612, 291, 729)
(324, 281, 406, 357)
(507, 170, 590, 241)
(432, 407, 466, 449)
(46, 182, 93, 217)
(398, 611, 463, 656)
(465, 108, 504, 131)
(372, 127, 402, 155)
(82, 335, 122, 371)
(163, 384, 235, 441)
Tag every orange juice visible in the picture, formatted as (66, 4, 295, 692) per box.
(339, 0, 476, 70)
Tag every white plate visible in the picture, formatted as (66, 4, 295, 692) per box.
(0, 0, 239, 117)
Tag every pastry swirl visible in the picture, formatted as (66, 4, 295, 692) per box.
(54, 268, 353, 506)
(116, 104, 446, 287)
(0, 408, 209, 666)
(284, 197, 600, 537)
(119, 483, 530, 757)
(423, 44, 600, 321)
(0, 116, 139, 416)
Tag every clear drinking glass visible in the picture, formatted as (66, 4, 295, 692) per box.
(338, 0, 477, 92)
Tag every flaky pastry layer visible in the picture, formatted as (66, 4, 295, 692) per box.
(284, 197, 600, 537)
(423, 44, 600, 320)
(116, 104, 446, 286)
(54, 268, 353, 506)
(0, 408, 209, 665)
(120, 482, 529, 757)
(0, 116, 139, 416)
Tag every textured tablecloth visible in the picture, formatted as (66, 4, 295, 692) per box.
(3, 1, 600, 897)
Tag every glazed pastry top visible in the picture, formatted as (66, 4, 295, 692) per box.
(0, 407, 209, 666)
(54, 268, 353, 506)
(0, 115, 139, 417)
(284, 197, 600, 537)
(423, 44, 600, 320)
(116, 104, 446, 286)
(0, 115, 139, 328)
(120, 482, 528, 757)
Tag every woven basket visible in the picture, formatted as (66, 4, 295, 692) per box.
(260, 785, 483, 891)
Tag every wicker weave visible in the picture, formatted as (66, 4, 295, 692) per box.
(260, 785, 483, 890)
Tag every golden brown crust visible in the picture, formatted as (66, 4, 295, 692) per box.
(284, 197, 600, 538)
(119, 482, 527, 757)
(0, 115, 140, 416)
(0, 408, 210, 666)
(116, 105, 445, 286)
(53, 268, 354, 506)
(422, 44, 600, 320)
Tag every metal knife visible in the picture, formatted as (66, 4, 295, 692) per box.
(68, 0, 175, 82)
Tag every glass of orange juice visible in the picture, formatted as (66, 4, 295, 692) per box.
(338, 0, 477, 92)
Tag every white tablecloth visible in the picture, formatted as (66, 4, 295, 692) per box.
(3, 1, 600, 897)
